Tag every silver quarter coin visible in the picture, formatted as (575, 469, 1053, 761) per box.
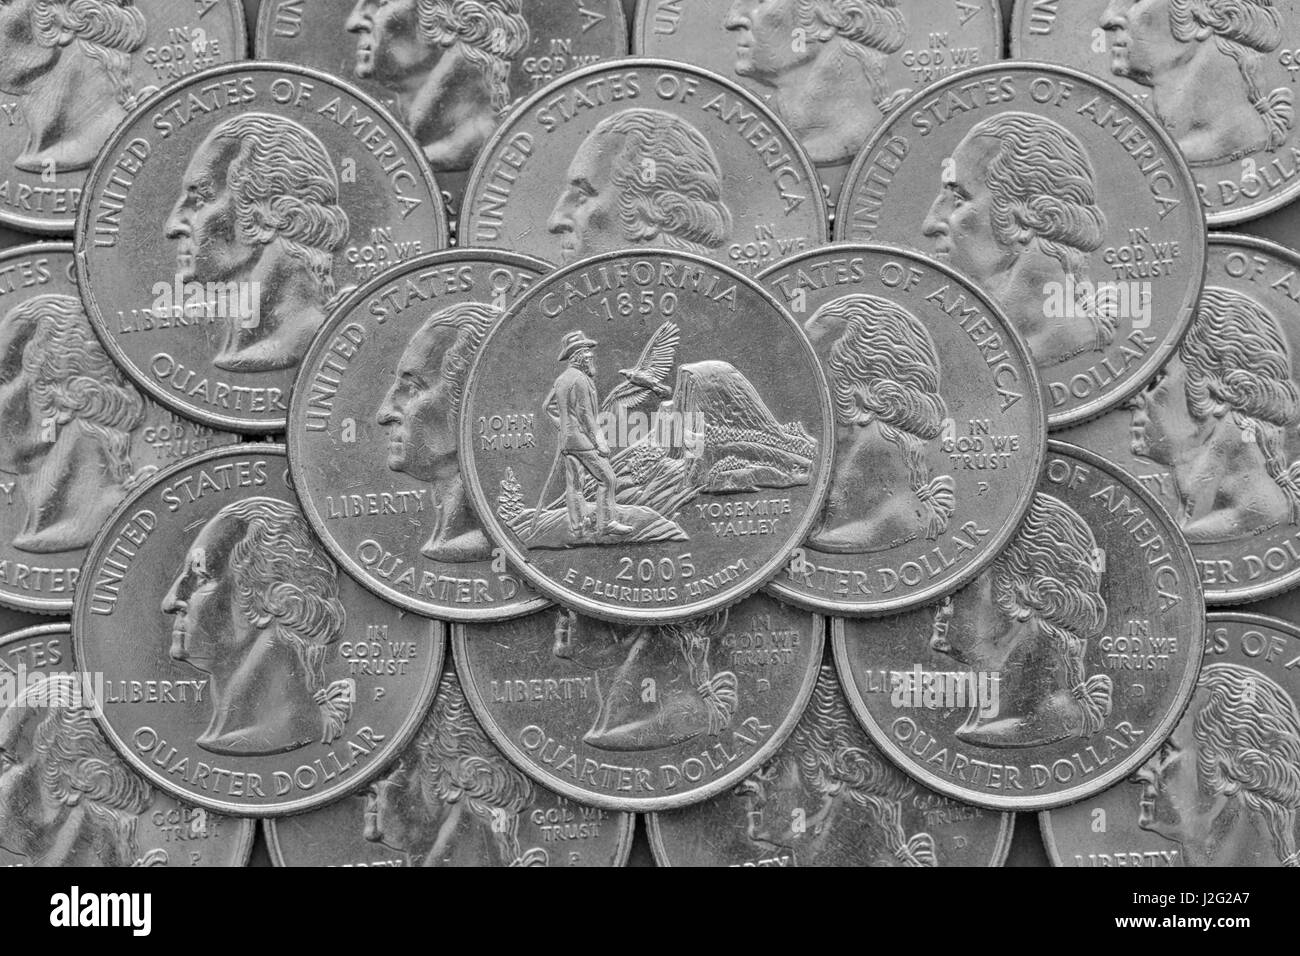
(72, 444, 445, 816)
(1042, 612, 1300, 867)
(459, 248, 833, 624)
(1062, 233, 1300, 605)
(461, 59, 828, 276)
(453, 592, 824, 811)
(835, 440, 1206, 810)
(287, 249, 551, 621)
(1012, 0, 1300, 226)
(634, 0, 1003, 208)
(257, 0, 629, 223)
(265, 662, 635, 866)
(74, 62, 450, 433)
(647, 661, 1014, 866)
(0, 242, 237, 615)
(0, 0, 248, 234)
(837, 61, 1207, 429)
(757, 244, 1046, 616)
(0, 622, 255, 866)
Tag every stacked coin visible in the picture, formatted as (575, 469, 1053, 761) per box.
(1, 0, 1298, 871)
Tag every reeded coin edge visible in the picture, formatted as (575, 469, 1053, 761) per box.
(450, 611, 826, 812)
(756, 241, 1047, 617)
(70, 442, 447, 817)
(831, 439, 1206, 811)
(832, 60, 1206, 429)
(286, 248, 555, 621)
(72, 61, 449, 434)
(461, 57, 829, 249)
(459, 248, 836, 624)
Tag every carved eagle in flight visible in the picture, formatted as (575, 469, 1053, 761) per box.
(601, 321, 679, 415)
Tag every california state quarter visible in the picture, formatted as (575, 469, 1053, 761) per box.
(835, 441, 1205, 810)
(0, 243, 237, 616)
(634, 0, 1003, 207)
(1063, 234, 1300, 605)
(460, 249, 833, 623)
(1042, 613, 1300, 867)
(288, 249, 550, 621)
(265, 663, 634, 866)
(0, 0, 247, 235)
(837, 62, 1206, 429)
(453, 592, 823, 811)
(72, 445, 444, 816)
(256, 0, 629, 223)
(461, 60, 828, 276)
(1013, 0, 1300, 226)
(0, 623, 255, 866)
(75, 62, 449, 434)
(758, 245, 1045, 616)
(647, 662, 1014, 866)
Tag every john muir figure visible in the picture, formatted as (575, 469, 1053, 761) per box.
(0, 675, 160, 866)
(930, 492, 1113, 748)
(1134, 662, 1300, 866)
(0, 293, 155, 553)
(0, 0, 147, 172)
(362, 669, 548, 866)
(345, 0, 529, 172)
(1129, 286, 1300, 543)
(540, 331, 633, 540)
(1101, 0, 1294, 164)
(377, 300, 501, 562)
(736, 665, 937, 866)
(162, 497, 354, 757)
(725, 0, 910, 165)
(548, 108, 734, 264)
(804, 292, 954, 553)
(922, 111, 1112, 370)
(164, 112, 351, 374)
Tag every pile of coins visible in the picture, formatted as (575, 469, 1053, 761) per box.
(1, 0, 1298, 869)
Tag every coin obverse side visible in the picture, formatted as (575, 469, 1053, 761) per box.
(453, 592, 824, 811)
(1012, 0, 1300, 226)
(72, 444, 445, 816)
(256, 0, 629, 224)
(0, 243, 238, 615)
(459, 249, 834, 623)
(461, 59, 828, 277)
(289, 250, 551, 621)
(0, 623, 255, 866)
(647, 661, 1014, 867)
(835, 440, 1205, 811)
(1042, 612, 1300, 868)
(1063, 234, 1300, 605)
(0, 0, 248, 235)
(265, 661, 635, 866)
(837, 61, 1206, 430)
(634, 0, 1003, 209)
(74, 62, 449, 434)
(757, 244, 1045, 616)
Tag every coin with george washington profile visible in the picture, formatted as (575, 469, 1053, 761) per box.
(0, 243, 237, 615)
(72, 445, 444, 815)
(835, 441, 1205, 810)
(74, 63, 448, 433)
